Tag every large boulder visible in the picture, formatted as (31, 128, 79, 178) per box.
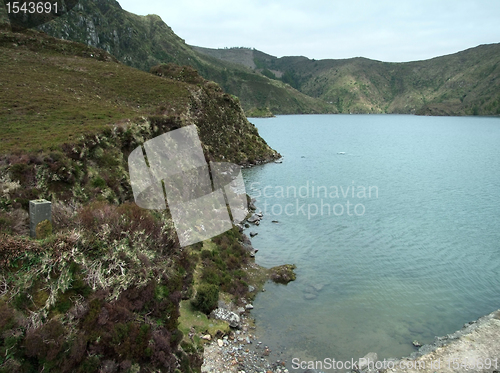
(247, 214, 261, 223)
(210, 308, 241, 328)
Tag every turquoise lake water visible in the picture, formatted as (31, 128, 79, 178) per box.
(242, 114, 500, 370)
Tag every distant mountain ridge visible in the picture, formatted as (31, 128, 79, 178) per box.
(195, 44, 500, 116)
(1, 0, 498, 116)
(0, 0, 329, 116)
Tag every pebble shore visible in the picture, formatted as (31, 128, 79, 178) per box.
(201, 313, 290, 373)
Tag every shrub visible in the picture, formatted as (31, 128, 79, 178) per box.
(0, 214, 12, 234)
(9, 209, 29, 235)
(0, 300, 15, 332)
(52, 200, 78, 230)
(35, 219, 52, 239)
(91, 176, 106, 189)
(76, 201, 176, 255)
(201, 266, 220, 285)
(191, 284, 219, 314)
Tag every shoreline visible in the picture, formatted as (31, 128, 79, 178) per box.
(372, 308, 500, 373)
(200, 244, 293, 373)
(201, 294, 500, 373)
(225, 165, 500, 373)
(200, 202, 295, 373)
(246, 113, 500, 119)
(205, 224, 500, 373)
(201, 305, 290, 373)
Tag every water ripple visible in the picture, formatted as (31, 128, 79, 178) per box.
(244, 115, 500, 368)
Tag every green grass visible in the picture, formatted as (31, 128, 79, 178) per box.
(0, 28, 190, 153)
(178, 300, 230, 340)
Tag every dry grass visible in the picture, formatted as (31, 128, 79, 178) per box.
(0, 27, 191, 154)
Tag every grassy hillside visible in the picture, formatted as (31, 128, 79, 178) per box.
(0, 0, 331, 116)
(195, 44, 500, 116)
(0, 25, 279, 163)
(0, 26, 283, 373)
(0, 26, 185, 154)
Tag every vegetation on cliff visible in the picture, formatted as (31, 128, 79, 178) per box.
(0, 199, 265, 372)
(0, 25, 281, 372)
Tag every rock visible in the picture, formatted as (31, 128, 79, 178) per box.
(269, 264, 297, 284)
(241, 233, 252, 245)
(244, 223, 250, 228)
(235, 224, 244, 232)
(210, 308, 241, 328)
(274, 159, 283, 163)
(271, 220, 279, 223)
(249, 232, 258, 237)
(237, 307, 245, 314)
(217, 300, 229, 309)
(202, 334, 211, 341)
(358, 352, 378, 371)
(256, 212, 263, 217)
(249, 202, 257, 211)
(245, 304, 254, 309)
(255, 220, 260, 226)
(246, 336, 251, 344)
(412, 340, 422, 347)
(217, 339, 223, 347)
(312, 283, 325, 292)
(248, 285, 255, 293)
(247, 214, 261, 223)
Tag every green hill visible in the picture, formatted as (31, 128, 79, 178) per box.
(0, 0, 331, 116)
(196, 44, 500, 116)
(0, 25, 279, 162)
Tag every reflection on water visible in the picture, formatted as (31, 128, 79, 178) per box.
(243, 114, 500, 370)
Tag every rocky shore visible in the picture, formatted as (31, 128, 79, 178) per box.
(201, 195, 500, 373)
(349, 309, 500, 373)
(201, 307, 290, 373)
(200, 289, 500, 373)
(376, 308, 500, 373)
(199, 199, 295, 373)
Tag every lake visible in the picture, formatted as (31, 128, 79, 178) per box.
(242, 114, 500, 370)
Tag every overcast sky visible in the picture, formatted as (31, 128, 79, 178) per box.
(116, 0, 500, 62)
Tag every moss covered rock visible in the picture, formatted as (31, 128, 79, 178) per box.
(270, 264, 297, 284)
(35, 219, 52, 239)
